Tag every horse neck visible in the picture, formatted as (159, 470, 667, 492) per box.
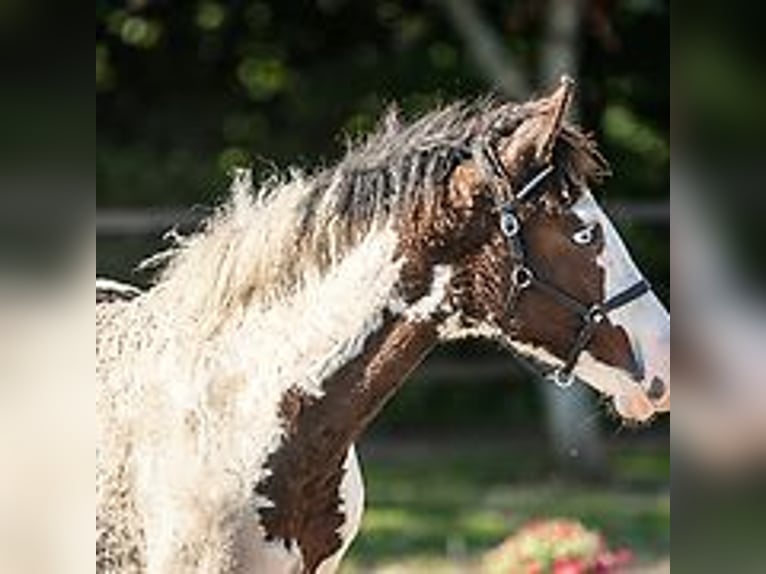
(247, 227, 442, 572)
(196, 222, 436, 452)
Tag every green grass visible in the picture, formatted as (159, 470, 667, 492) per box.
(340, 439, 669, 573)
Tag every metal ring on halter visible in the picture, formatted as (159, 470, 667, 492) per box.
(499, 207, 521, 237)
(587, 305, 607, 325)
(512, 266, 534, 290)
(548, 367, 576, 389)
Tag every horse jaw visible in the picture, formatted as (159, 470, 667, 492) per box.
(574, 352, 657, 422)
(503, 339, 659, 423)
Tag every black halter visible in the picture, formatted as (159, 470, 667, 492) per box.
(475, 144, 651, 388)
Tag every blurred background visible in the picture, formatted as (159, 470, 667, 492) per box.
(97, 0, 669, 571)
(673, 1, 766, 572)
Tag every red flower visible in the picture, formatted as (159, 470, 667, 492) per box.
(553, 557, 588, 574)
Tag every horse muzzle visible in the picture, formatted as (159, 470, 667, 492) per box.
(614, 321, 670, 421)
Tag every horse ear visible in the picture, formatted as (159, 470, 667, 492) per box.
(535, 76, 574, 163)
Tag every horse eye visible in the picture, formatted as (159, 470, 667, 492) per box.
(572, 225, 596, 246)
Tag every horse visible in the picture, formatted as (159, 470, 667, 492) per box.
(96, 78, 670, 574)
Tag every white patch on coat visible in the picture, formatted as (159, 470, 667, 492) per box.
(571, 190, 670, 397)
(505, 342, 655, 422)
(403, 265, 453, 322)
(507, 340, 565, 371)
(98, 226, 403, 573)
(96, 278, 141, 298)
(437, 313, 504, 342)
(316, 447, 365, 574)
(245, 536, 305, 574)
(575, 352, 656, 422)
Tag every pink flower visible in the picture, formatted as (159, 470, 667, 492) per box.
(594, 548, 633, 572)
(553, 557, 588, 574)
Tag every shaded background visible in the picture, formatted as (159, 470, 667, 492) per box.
(97, 0, 669, 571)
(673, 1, 766, 572)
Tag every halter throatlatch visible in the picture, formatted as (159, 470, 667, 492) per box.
(478, 146, 651, 389)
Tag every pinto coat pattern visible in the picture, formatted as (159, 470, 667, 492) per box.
(97, 80, 669, 573)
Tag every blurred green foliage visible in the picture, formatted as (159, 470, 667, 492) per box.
(676, 1, 766, 281)
(677, 0, 766, 154)
(340, 438, 670, 570)
(97, 0, 668, 207)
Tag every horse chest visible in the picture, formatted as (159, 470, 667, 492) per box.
(249, 446, 364, 574)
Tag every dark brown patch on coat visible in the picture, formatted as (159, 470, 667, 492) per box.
(511, 207, 641, 376)
(255, 312, 438, 573)
(450, 202, 633, 377)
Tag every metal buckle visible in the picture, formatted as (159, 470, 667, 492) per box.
(512, 266, 534, 290)
(548, 367, 576, 389)
(500, 207, 520, 237)
(587, 305, 607, 325)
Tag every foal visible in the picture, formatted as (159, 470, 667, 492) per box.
(97, 79, 669, 573)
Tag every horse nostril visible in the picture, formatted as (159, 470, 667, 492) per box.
(647, 376, 666, 401)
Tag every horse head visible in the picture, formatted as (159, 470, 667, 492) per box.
(399, 78, 669, 422)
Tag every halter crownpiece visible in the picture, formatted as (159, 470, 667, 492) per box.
(516, 164, 555, 202)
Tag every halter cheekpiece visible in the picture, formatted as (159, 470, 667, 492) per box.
(473, 137, 651, 389)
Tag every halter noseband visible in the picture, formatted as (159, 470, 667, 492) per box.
(475, 142, 650, 389)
